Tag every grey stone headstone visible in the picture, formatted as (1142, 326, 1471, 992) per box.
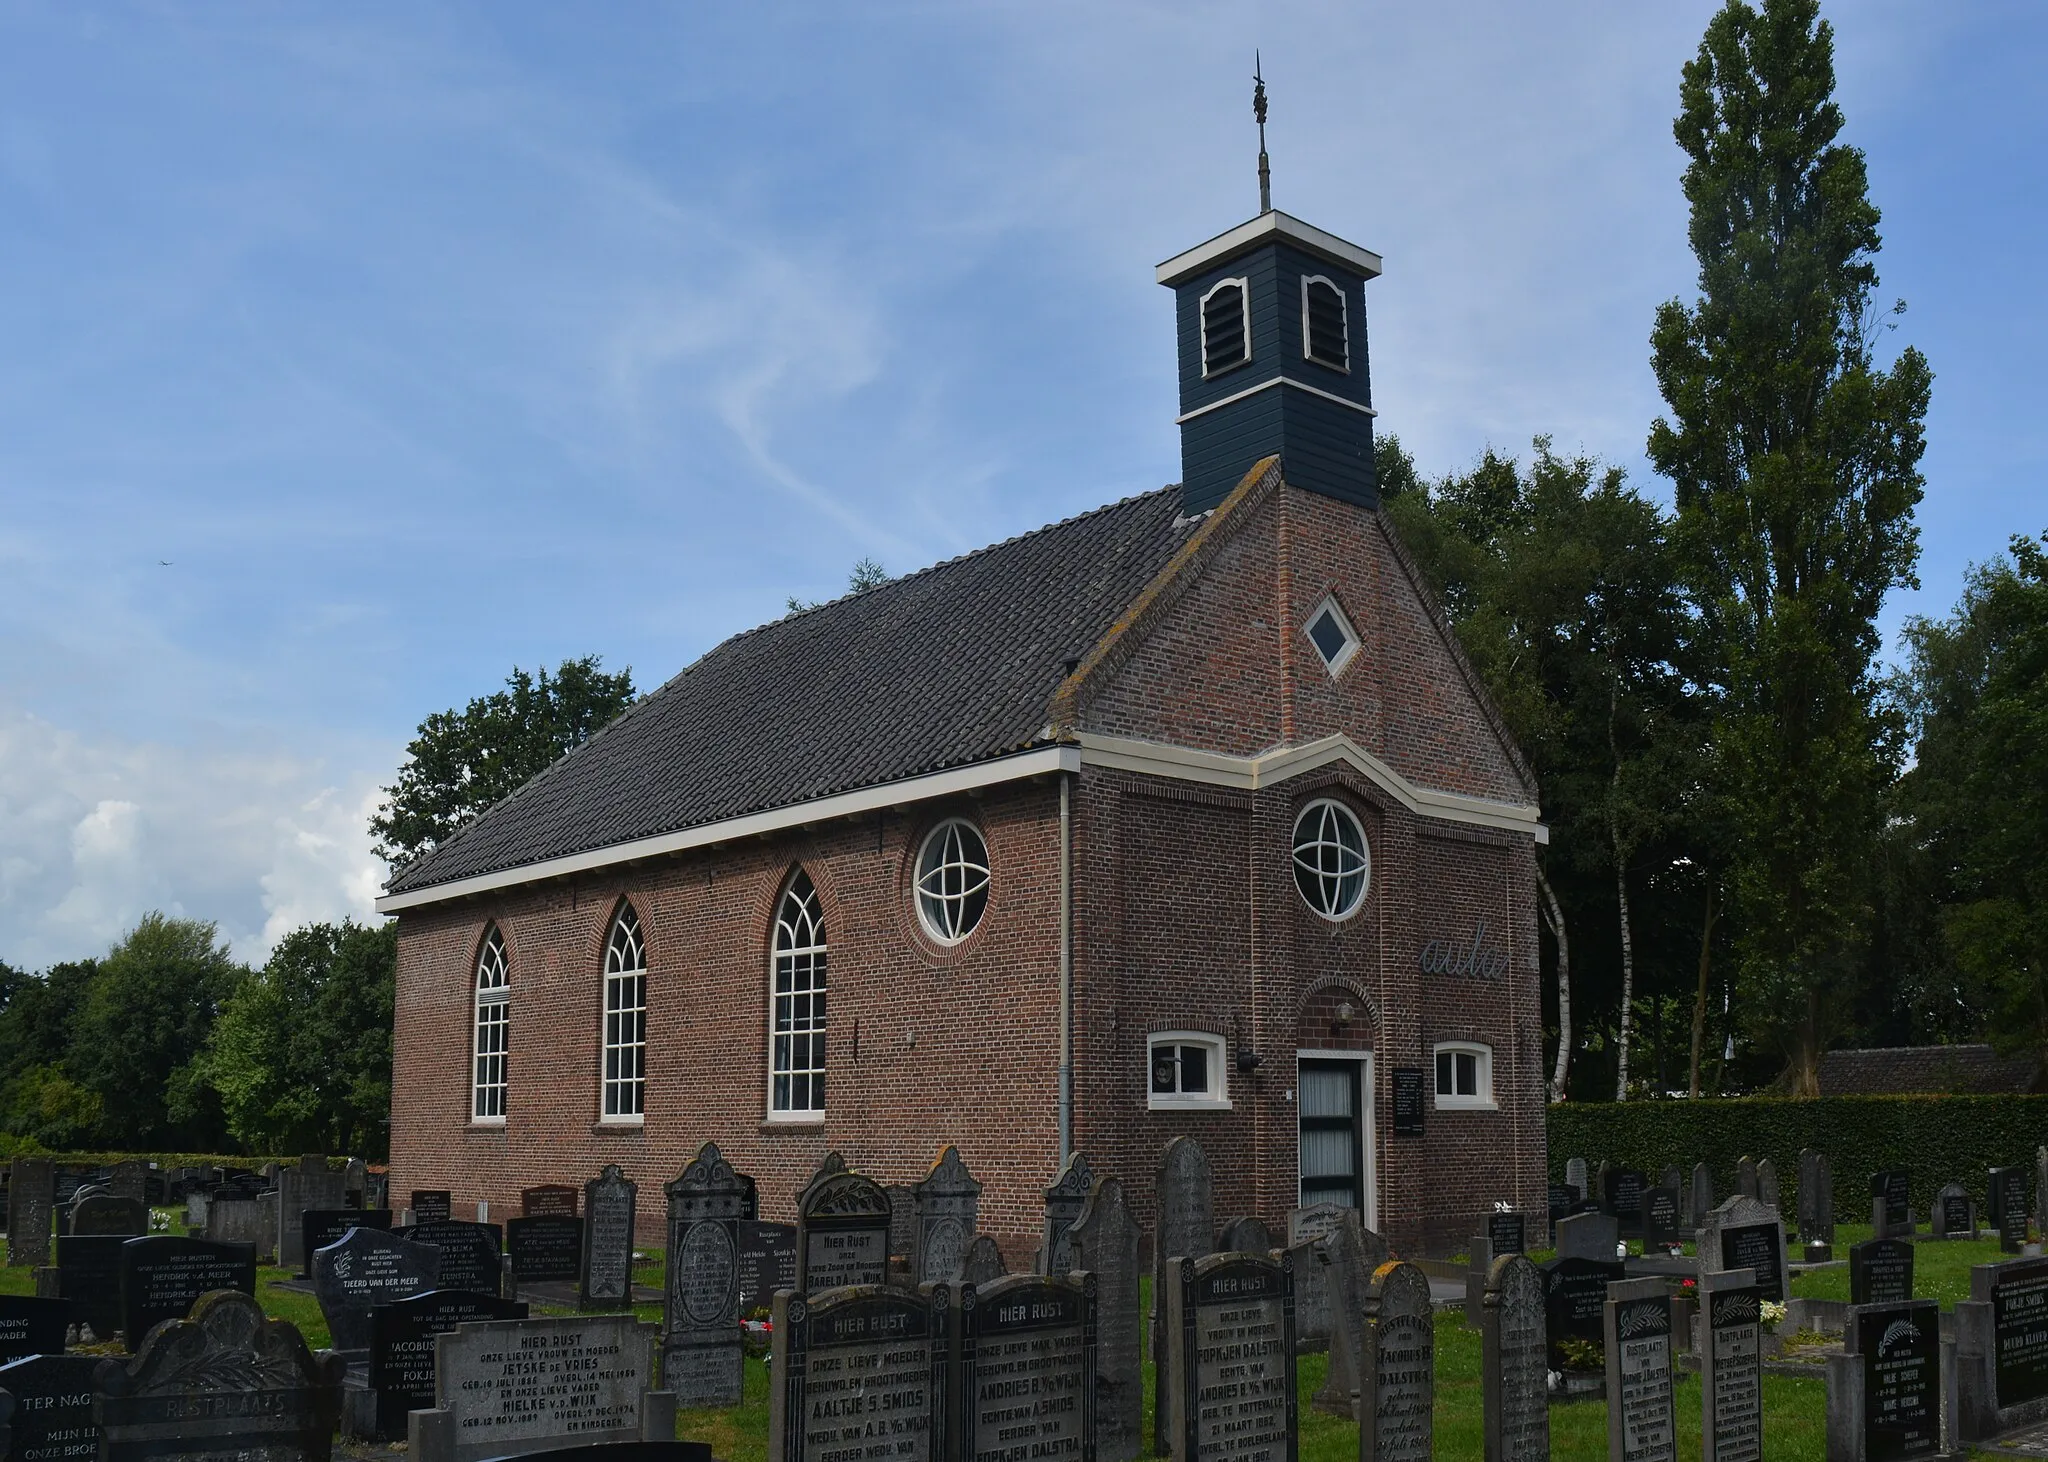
(1361, 1260, 1432, 1462)
(768, 1286, 942, 1462)
(107, 1161, 147, 1206)
(1659, 1166, 1682, 1207)
(1041, 1151, 1094, 1278)
(662, 1141, 748, 1407)
(1700, 1196, 1787, 1303)
(1465, 1237, 1493, 1331)
(1755, 1159, 1779, 1214)
(276, 1164, 350, 1271)
(1555, 1210, 1620, 1262)
(1162, 1252, 1296, 1462)
(1066, 1176, 1140, 1462)
(912, 1146, 980, 1285)
(795, 1153, 890, 1291)
(1287, 1203, 1365, 1356)
(1565, 1157, 1588, 1196)
(1150, 1137, 1215, 1458)
(885, 1185, 915, 1259)
(963, 1235, 1007, 1285)
(1699, 1268, 1763, 1462)
(580, 1164, 638, 1308)
(1797, 1149, 1833, 1244)
(1217, 1217, 1274, 1254)
(98, 1290, 343, 1462)
(206, 1194, 277, 1262)
(957, 1273, 1095, 1462)
(68, 1194, 145, 1237)
(185, 1191, 211, 1230)
(410, 1313, 665, 1462)
(312, 1227, 439, 1353)
(6, 1159, 51, 1268)
(1736, 1157, 1759, 1201)
(1603, 1276, 1675, 1462)
(1690, 1164, 1714, 1231)
(1481, 1254, 1549, 1462)
(1298, 1219, 1370, 1417)
(1827, 1298, 1940, 1462)
(1934, 1182, 1975, 1240)
(344, 1159, 368, 1206)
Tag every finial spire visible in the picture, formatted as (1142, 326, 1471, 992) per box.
(1253, 52, 1271, 214)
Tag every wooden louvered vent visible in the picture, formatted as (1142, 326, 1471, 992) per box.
(1201, 282, 1248, 376)
(1304, 278, 1348, 369)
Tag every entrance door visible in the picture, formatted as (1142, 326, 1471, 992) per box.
(1298, 1056, 1372, 1217)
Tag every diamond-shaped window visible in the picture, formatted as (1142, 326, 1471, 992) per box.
(1304, 598, 1359, 676)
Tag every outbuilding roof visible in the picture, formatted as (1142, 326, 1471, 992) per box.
(1816, 1045, 2039, 1096)
(384, 487, 1201, 897)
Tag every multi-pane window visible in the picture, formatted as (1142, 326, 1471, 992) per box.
(770, 872, 827, 1117)
(1302, 276, 1349, 370)
(1292, 799, 1370, 920)
(1434, 1042, 1494, 1108)
(915, 819, 990, 943)
(1148, 1032, 1228, 1110)
(602, 906, 647, 1120)
(472, 928, 509, 1121)
(1200, 279, 1250, 376)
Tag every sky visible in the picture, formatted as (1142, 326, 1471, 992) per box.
(1, 2, 2041, 970)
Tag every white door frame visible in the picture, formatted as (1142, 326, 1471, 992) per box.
(1294, 1049, 1376, 1229)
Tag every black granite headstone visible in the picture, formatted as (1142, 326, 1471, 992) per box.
(367, 1289, 528, 1441)
(410, 1192, 453, 1224)
(0, 1295, 70, 1363)
(312, 1227, 442, 1352)
(1872, 1170, 1910, 1229)
(459, 1447, 708, 1462)
(118, 1236, 257, 1343)
(299, 1209, 391, 1274)
(1994, 1167, 2030, 1253)
(391, 1221, 501, 1295)
(1487, 1211, 1527, 1258)
(1720, 1221, 1786, 1304)
(506, 1216, 582, 1283)
(1540, 1255, 1625, 1348)
(1850, 1238, 1915, 1307)
(736, 1221, 798, 1315)
(1642, 1187, 1681, 1251)
(1547, 1185, 1576, 1241)
(1603, 1169, 1646, 1236)
(1992, 1259, 2048, 1407)
(0, 1353, 100, 1462)
(54, 1236, 124, 1340)
(1939, 1186, 1973, 1238)
(1855, 1299, 1940, 1461)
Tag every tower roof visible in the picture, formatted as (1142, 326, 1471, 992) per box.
(1156, 210, 1382, 288)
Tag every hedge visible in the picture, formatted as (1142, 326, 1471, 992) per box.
(0, 1149, 366, 1174)
(1548, 1095, 2048, 1217)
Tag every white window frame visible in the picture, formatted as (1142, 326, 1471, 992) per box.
(1291, 798, 1371, 922)
(1433, 1041, 1496, 1109)
(599, 905, 647, 1123)
(914, 818, 991, 945)
(1198, 277, 1252, 379)
(1147, 1031, 1231, 1111)
(471, 928, 509, 1125)
(1299, 275, 1350, 372)
(767, 871, 828, 1123)
(1302, 593, 1361, 677)
(1294, 1049, 1376, 1228)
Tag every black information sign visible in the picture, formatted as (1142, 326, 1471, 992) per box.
(1392, 1068, 1425, 1137)
(736, 1220, 798, 1314)
(391, 1220, 501, 1295)
(1720, 1223, 1785, 1303)
(506, 1215, 582, 1282)
(1541, 1255, 1624, 1346)
(1850, 1238, 1914, 1307)
(1858, 1300, 1940, 1461)
(1993, 1259, 2048, 1409)
(1872, 1170, 1910, 1227)
(368, 1288, 528, 1440)
(0, 1295, 70, 1362)
(1487, 1211, 1527, 1257)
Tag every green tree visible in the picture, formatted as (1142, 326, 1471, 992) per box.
(788, 558, 896, 614)
(0, 957, 103, 1148)
(202, 920, 397, 1157)
(1647, 0, 1932, 1093)
(69, 913, 246, 1149)
(371, 656, 637, 868)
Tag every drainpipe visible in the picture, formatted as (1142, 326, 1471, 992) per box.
(1059, 771, 1074, 1162)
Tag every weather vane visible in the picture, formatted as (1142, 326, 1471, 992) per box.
(1254, 52, 1271, 214)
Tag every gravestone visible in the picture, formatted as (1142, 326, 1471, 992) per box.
(1545, 1186, 1574, 1244)
(958, 1274, 1094, 1462)
(0, 1295, 69, 1362)
(521, 1185, 578, 1218)
(1827, 1297, 1940, 1462)
(1066, 1176, 1140, 1462)
(1642, 1189, 1681, 1252)
(1151, 1136, 1214, 1458)
(1359, 1261, 1432, 1462)
(67, 1195, 145, 1238)
(1690, 1165, 1715, 1234)
(411, 1191, 453, 1224)
(736, 1221, 798, 1315)
(1565, 1158, 1588, 1197)
(1603, 1169, 1646, 1237)
(93, 1290, 343, 1462)
(312, 1227, 441, 1351)
(1541, 1255, 1624, 1349)
(1736, 1157, 1759, 1202)
(1934, 1183, 1974, 1240)
(301, 1209, 392, 1268)
(1604, 1277, 1676, 1462)
(662, 1141, 748, 1407)
(184, 1191, 211, 1231)
(393, 1221, 501, 1295)
(962, 1236, 1006, 1285)
(409, 1314, 669, 1462)
(767, 1285, 948, 1462)
(1872, 1170, 1911, 1238)
(276, 1161, 349, 1272)
(580, 1164, 638, 1309)
(1955, 1254, 2048, 1441)
(1303, 1216, 1377, 1418)
(205, 1195, 276, 1261)
(54, 1236, 124, 1340)
(885, 1185, 916, 1261)
(1849, 1237, 1915, 1307)
(2039, 1147, 2048, 1242)
(1480, 1255, 1548, 1462)
(1041, 1152, 1094, 1278)
(119, 1236, 257, 1343)
(1218, 1218, 1274, 1254)
(367, 1290, 528, 1441)
(0, 1353, 99, 1462)
(1700, 1196, 1787, 1303)
(1162, 1252, 1295, 1462)
(1756, 1159, 1779, 1214)
(7, 1160, 51, 1268)
(1286, 1205, 1367, 1353)
(506, 1215, 582, 1283)
(1487, 1211, 1527, 1258)
(1466, 1238, 1493, 1331)
(795, 1154, 891, 1291)
(1993, 1167, 2030, 1253)
(1555, 1211, 1620, 1263)
(106, 1162, 146, 1207)
(1798, 1149, 1834, 1245)
(912, 1147, 980, 1286)
(1698, 1268, 1763, 1462)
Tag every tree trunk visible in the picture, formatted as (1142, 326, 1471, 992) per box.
(1688, 884, 1716, 1098)
(1609, 683, 1636, 1103)
(1539, 860, 1572, 1102)
(1793, 987, 1823, 1097)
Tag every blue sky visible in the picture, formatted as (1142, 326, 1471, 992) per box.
(1, 2, 2041, 969)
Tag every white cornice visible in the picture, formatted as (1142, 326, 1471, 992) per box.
(374, 745, 1083, 915)
(1076, 732, 1546, 842)
(1157, 211, 1384, 287)
(1175, 375, 1377, 425)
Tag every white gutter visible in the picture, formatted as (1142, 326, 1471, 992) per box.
(1057, 771, 1074, 1162)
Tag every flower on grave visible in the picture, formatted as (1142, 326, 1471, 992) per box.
(1760, 1300, 1787, 1333)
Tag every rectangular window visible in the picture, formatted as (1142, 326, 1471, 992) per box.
(473, 992, 508, 1121)
(602, 968, 646, 1118)
(1434, 1043, 1493, 1108)
(1149, 1033, 1229, 1110)
(772, 947, 827, 1116)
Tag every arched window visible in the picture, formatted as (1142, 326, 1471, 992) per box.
(915, 818, 990, 943)
(1200, 278, 1250, 377)
(601, 906, 647, 1120)
(472, 928, 509, 1121)
(1292, 799, 1370, 921)
(1301, 276, 1349, 370)
(769, 871, 827, 1118)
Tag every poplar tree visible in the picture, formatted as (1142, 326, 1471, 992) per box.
(1648, 0, 1932, 1093)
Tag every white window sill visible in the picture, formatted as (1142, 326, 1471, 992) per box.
(597, 1115, 644, 1127)
(468, 1118, 507, 1129)
(1434, 1097, 1498, 1111)
(1148, 1096, 1234, 1113)
(764, 1112, 827, 1125)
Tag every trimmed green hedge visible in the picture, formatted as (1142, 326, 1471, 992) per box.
(1549, 1095, 2048, 1216)
(0, 1149, 359, 1173)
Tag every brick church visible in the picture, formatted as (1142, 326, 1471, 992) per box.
(379, 195, 1549, 1257)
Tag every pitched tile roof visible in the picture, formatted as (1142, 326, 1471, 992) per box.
(1816, 1045, 2039, 1096)
(386, 487, 1200, 896)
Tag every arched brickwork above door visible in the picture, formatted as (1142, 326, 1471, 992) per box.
(1298, 976, 1377, 1051)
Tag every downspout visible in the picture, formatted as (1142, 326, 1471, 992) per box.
(1059, 772, 1074, 1162)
